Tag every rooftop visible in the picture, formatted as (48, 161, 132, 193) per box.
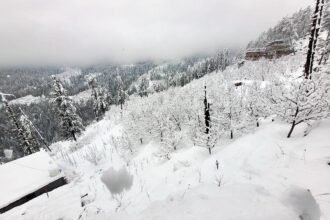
(0, 150, 65, 209)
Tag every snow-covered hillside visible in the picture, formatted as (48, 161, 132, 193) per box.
(2, 111, 329, 220)
(1, 50, 330, 220)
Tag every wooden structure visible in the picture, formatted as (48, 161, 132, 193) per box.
(245, 40, 293, 60)
(245, 48, 267, 61)
(265, 40, 294, 59)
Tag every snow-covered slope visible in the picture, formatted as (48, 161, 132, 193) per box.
(2, 111, 330, 220)
(1, 51, 329, 220)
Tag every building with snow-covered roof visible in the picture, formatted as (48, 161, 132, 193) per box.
(245, 39, 293, 60)
(0, 150, 66, 214)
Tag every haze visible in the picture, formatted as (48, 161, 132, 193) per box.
(0, 0, 313, 67)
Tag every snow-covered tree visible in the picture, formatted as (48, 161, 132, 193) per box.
(270, 78, 329, 138)
(193, 85, 220, 155)
(245, 82, 270, 127)
(19, 114, 41, 153)
(18, 107, 51, 151)
(222, 85, 244, 139)
(138, 76, 149, 97)
(87, 76, 108, 121)
(158, 119, 182, 160)
(50, 75, 84, 141)
(304, 0, 325, 79)
(0, 93, 38, 155)
(116, 75, 128, 110)
(274, 0, 330, 138)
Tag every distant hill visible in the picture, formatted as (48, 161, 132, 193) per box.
(247, 7, 313, 49)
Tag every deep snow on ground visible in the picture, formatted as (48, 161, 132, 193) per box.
(1, 111, 330, 220)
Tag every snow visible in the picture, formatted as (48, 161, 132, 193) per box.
(0, 150, 65, 211)
(2, 112, 329, 220)
(9, 95, 44, 106)
(70, 89, 92, 103)
(1, 48, 329, 219)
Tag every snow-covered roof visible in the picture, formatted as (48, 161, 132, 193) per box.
(0, 150, 65, 209)
(246, 48, 266, 53)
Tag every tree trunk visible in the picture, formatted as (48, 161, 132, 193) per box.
(304, 0, 322, 79)
(208, 147, 212, 155)
(287, 121, 296, 138)
(230, 130, 233, 139)
(257, 121, 259, 127)
(72, 131, 77, 141)
(287, 106, 299, 138)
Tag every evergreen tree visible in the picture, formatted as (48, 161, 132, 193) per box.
(18, 107, 51, 151)
(0, 93, 37, 155)
(50, 76, 84, 141)
(87, 76, 108, 121)
(19, 114, 41, 153)
(193, 85, 220, 155)
(116, 75, 128, 110)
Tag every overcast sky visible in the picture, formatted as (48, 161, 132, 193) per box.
(0, 0, 313, 67)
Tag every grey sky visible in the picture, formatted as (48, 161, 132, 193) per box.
(0, 0, 313, 67)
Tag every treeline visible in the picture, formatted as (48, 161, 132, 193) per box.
(130, 50, 236, 96)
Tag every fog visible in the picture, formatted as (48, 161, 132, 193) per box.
(0, 0, 313, 67)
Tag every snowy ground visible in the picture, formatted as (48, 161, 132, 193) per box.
(1, 112, 330, 220)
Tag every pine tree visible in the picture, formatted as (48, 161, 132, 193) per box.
(18, 107, 51, 151)
(87, 76, 108, 121)
(50, 75, 84, 141)
(0, 93, 37, 155)
(19, 114, 41, 153)
(193, 85, 220, 155)
(116, 75, 128, 110)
